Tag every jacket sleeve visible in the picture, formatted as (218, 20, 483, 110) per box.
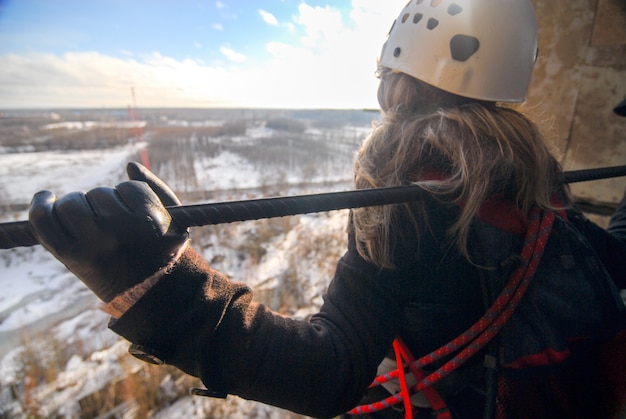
(568, 188, 626, 290)
(109, 233, 403, 418)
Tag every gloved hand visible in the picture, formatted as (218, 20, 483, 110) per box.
(28, 162, 189, 302)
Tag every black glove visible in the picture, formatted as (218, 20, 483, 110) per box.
(28, 162, 189, 302)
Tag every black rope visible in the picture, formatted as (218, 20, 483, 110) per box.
(2, 165, 626, 250)
(558, 165, 626, 184)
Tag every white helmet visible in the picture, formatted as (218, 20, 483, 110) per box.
(379, 0, 538, 102)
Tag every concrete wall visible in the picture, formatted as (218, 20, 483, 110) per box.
(524, 0, 626, 210)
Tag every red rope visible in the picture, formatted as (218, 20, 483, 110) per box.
(395, 337, 453, 419)
(347, 207, 555, 415)
(393, 340, 413, 416)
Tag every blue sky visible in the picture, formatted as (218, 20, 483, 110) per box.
(0, 0, 406, 109)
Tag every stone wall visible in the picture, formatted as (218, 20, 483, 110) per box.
(525, 0, 625, 208)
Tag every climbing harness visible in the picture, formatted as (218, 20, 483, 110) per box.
(347, 206, 556, 418)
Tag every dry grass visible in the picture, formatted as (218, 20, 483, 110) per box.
(77, 359, 198, 418)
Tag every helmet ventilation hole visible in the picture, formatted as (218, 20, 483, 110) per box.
(393, 47, 402, 57)
(413, 13, 423, 24)
(447, 4, 463, 15)
(450, 34, 480, 61)
(402, 13, 410, 23)
(427, 18, 439, 30)
(430, 0, 442, 6)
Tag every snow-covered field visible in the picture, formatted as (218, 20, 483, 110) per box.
(0, 115, 365, 418)
(0, 144, 145, 208)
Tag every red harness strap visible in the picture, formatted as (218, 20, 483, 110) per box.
(394, 337, 453, 419)
(347, 207, 556, 418)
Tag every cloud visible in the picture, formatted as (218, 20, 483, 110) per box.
(295, 3, 344, 48)
(259, 9, 279, 26)
(245, 0, 405, 108)
(219, 46, 247, 63)
(0, 51, 256, 108)
(0, 1, 408, 109)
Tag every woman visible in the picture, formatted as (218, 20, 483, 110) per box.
(28, 0, 626, 417)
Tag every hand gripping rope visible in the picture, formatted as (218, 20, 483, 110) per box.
(346, 206, 556, 419)
(0, 165, 624, 250)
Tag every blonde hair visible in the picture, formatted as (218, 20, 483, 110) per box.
(353, 69, 564, 268)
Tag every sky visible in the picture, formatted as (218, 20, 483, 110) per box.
(0, 0, 407, 109)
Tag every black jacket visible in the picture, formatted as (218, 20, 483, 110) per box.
(109, 191, 626, 418)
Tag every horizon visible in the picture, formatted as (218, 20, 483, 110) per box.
(0, 106, 381, 112)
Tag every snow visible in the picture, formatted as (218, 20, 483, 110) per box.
(41, 121, 147, 130)
(0, 142, 146, 207)
(246, 125, 274, 139)
(194, 150, 264, 190)
(166, 119, 225, 128)
(0, 115, 361, 418)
